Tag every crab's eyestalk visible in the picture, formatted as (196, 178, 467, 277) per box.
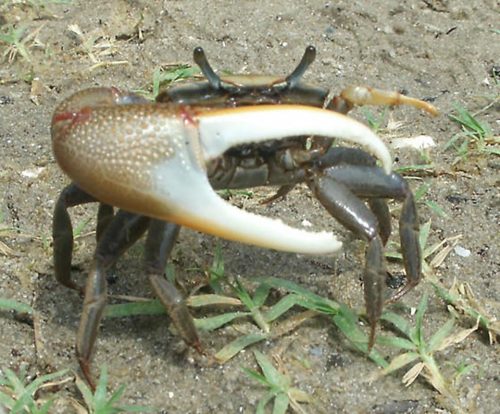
(193, 47, 221, 90)
(285, 45, 317, 89)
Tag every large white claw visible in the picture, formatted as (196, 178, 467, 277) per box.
(199, 105, 392, 174)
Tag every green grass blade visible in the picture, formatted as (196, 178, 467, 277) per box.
(0, 298, 33, 314)
(104, 300, 165, 318)
(215, 333, 267, 363)
(427, 319, 455, 352)
(194, 312, 249, 332)
(253, 283, 272, 308)
(188, 294, 241, 307)
(106, 383, 126, 406)
(333, 307, 388, 368)
(425, 200, 448, 218)
(242, 368, 271, 388)
(263, 294, 301, 323)
(272, 392, 290, 414)
(0, 389, 16, 408)
(381, 311, 413, 338)
(94, 366, 109, 409)
(254, 350, 289, 390)
(376, 335, 417, 351)
(75, 374, 95, 412)
(412, 294, 428, 345)
(378, 352, 420, 377)
(258, 277, 340, 312)
(256, 392, 275, 414)
(233, 278, 255, 310)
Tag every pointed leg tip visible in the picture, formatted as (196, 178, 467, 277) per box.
(367, 325, 376, 352)
(78, 360, 96, 392)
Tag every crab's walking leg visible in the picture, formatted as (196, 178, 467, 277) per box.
(309, 176, 386, 349)
(315, 147, 392, 244)
(322, 165, 421, 298)
(53, 184, 103, 290)
(77, 211, 150, 388)
(144, 221, 202, 352)
(309, 163, 421, 348)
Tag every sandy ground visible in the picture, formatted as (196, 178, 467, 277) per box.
(0, 1, 499, 413)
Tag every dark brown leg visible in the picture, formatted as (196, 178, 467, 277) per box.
(309, 176, 385, 349)
(53, 184, 97, 290)
(322, 164, 421, 298)
(76, 211, 150, 389)
(144, 221, 202, 352)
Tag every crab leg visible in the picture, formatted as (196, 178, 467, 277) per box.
(53, 184, 100, 290)
(309, 162, 421, 348)
(52, 97, 392, 257)
(76, 211, 150, 387)
(144, 221, 201, 352)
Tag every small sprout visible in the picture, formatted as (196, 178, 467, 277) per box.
(414, 182, 448, 218)
(434, 280, 500, 344)
(135, 65, 200, 100)
(362, 107, 389, 133)
(0, 365, 69, 414)
(75, 366, 152, 413)
(243, 350, 313, 414)
(373, 294, 478, 412)
(446, 104, 499, 161)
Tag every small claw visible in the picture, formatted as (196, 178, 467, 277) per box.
(341, 85, 439, 116)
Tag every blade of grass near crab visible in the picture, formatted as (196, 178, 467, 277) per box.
(104, 299, 166, 318)
(263, 294, 305, 323)
(208, 243, 225, 294)
(272, 393, 291, 414)
(233, 278, 269, 332)
(258, 277, 387, 364)
(333, 305, 388, 367)
(215, 332, 268, 363)
(76, 366, 152, 413)
(194, 312, 250, 332)
(373, 352, 420, 379)
(414, 183, 448, 218)
(250, 351, 293, 414)
(254, 350, 290, 389)
(257, 277, 341, 313)
(0, 298, 33, 314)
(104, 294, 241, 318)
(134, 65, 200, 100)
(255, 393, 277, 414)
(433, 282, 499, 343)
(376, 312, 418, 351)
(6, 368, 69, 414)
(411, 293, 428, 345)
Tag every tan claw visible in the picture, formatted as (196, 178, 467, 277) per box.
(341, 85, 439, 116)
(52, 95, 392, 256)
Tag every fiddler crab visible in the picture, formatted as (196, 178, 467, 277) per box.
(51, 46, 437, 386)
